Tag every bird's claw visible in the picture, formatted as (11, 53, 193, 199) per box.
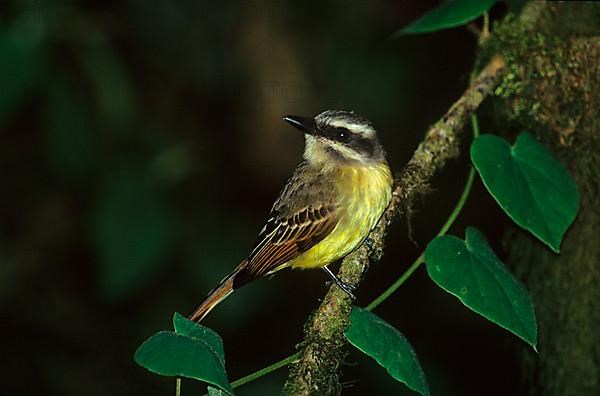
(336, 280, 357, 300)
(323, 266, 356, 300)
(364, 236, 378, 254)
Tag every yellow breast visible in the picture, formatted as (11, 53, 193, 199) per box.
(288, 162, 393, 269)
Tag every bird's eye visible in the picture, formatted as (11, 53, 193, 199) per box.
(334, 128, 351, 142)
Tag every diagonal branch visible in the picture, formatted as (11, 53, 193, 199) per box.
(283, 54, 506, 395)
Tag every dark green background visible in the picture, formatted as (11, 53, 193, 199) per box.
(0, 1, 520, 395)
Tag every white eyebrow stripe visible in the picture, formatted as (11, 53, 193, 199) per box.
(329, 120, 375, 136)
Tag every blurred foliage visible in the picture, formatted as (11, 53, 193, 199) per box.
(93, 160, 177, 298)
(0, 1, 521, 395)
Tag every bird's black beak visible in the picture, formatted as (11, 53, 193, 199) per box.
(283, 115, 317, 135)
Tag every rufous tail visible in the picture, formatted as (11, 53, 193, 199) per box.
(189, 260, 249, 322)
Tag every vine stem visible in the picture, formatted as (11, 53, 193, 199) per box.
(231, 352, 300, 389)
(228, 114, 482, 389)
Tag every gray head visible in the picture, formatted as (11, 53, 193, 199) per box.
(283, 110, 386, 165)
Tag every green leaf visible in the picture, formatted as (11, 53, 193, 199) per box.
(172, 313, 225, 365)
(425, 227, 537, 349)
(471, 133, 579, 252)
(345, 307, 429, 396)
(208, 387, 228, 396)
(136, 315, 232, 394)
(394, 0, 496, 35)
(134, 331, 233, 395)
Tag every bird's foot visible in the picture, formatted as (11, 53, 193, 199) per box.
(364, 237, 376, 252)
(323, 266, 356, 300)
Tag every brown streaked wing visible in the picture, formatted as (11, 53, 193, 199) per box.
(245, 205, 339, 277)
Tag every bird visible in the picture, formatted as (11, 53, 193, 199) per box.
(189, 110, 393, 322)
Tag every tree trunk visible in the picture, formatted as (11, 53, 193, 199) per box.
(489, 3, 600, 395)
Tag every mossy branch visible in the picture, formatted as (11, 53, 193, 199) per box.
(282, 54, 506, 395)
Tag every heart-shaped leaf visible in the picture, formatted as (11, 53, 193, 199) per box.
(425, 227, 537, 349)
(471, 133, 579, 252)
(345, 307, 429, 396)
(394, 0, 496, 36)
(173, 313, 225, 365)
(134, 330, 232, 395)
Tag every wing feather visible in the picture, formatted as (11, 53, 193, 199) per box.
(235, 162, 341, 280)
(245, 204, 339, 277)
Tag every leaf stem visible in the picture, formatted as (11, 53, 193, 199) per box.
(471, 114, 481, 138)
(230, 352, 300, 389)
(176, 378, 181, 396)
(365, 253, 424, 311)
(481, 12, 491, 43)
